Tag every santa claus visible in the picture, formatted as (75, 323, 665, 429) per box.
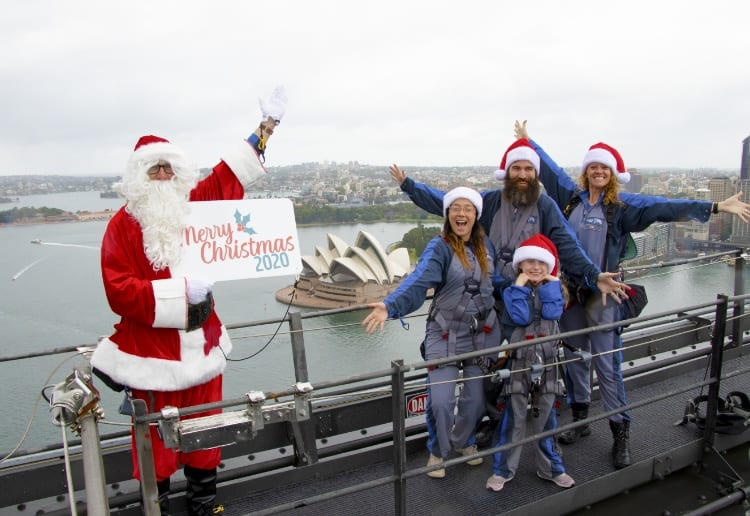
(90, 86, 287, 516)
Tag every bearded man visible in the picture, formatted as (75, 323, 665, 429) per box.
(90, 87, 287, 516)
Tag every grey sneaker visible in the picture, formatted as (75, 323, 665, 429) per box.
(537, 470, 575, 488)
(457, 444, 483, 466)
(486, 474, 513, 492)
(426, 454, 445, 478)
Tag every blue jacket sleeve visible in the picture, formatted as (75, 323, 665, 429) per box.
(399, 177, 448, 217)
(539, 281, 564, 320)
(537, 195, 601, 289)
(383, 237, 448, 318)
(619, 192, 712, 232)
(532, 139, 578, 209)
(502, 285, 533, 327)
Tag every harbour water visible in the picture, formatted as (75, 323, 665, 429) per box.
(1, 191, 749, 454)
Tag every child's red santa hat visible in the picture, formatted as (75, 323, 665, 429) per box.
(581, 142, 630, 184)
(512, 233, 559, 276)
(495, 138, 540, 181)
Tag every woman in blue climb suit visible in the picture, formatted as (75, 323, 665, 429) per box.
(486, 233, 575, 492)
(515, 120, 750, 469)
(362, 187, 500, 479)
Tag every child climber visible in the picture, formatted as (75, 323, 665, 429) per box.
(486, 233, 575, 492)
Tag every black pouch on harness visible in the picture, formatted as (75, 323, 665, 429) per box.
(619, 283, 648, 327)
(561, 273, 593, 305)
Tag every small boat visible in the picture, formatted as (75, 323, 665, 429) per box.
(30, 239, 42, 244)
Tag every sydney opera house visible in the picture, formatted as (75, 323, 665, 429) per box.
(275, 230, 412, 309)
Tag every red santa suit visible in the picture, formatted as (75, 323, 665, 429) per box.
(91, 135, 267, 480)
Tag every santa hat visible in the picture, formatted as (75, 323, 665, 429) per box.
(443, 186, 483, 218)
(495, 138, 541, 181)
(130, 134, 189, 167)
(512, 233, 559, 276)
(259, 85, 288, 122)
(581, 142, 630, 184)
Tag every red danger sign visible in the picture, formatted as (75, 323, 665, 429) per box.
(406, 392, 428, 417)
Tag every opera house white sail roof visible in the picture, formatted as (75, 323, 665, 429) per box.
(300, 231, 411, 285)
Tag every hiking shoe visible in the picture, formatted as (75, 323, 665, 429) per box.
(426, 454, 445, 478)
(486, 474, 513, 492)
(457, 444, 483, 466)
(537, 470, 575, 488)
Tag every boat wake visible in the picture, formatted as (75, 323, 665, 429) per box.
(11, 258, 47, 281)
(34, 241, 99, 250)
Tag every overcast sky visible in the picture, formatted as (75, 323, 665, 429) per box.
(1, 1, 748, 176)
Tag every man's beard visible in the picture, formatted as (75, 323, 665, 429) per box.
(503, 177, 540, 206)
(126, 181, 192, 271)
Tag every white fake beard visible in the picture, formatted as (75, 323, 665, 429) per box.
(126, 180, 192, 271)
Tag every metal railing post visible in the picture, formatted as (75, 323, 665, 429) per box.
(79, 409, 110, 514)
(704, 294, 728, 450)
(730, 255, 745, 348)
(391, 359, 406, 516)
(289, 311, 318, 466)
(133, 398, 161, 516)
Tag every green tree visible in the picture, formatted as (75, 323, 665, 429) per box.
(400, 223, 442, 260)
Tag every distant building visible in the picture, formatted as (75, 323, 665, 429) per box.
(732, 178, 750, 245)
(624, 168, 643, 193)
(741, 135, 750, 181)
(708, 177, 734, 241)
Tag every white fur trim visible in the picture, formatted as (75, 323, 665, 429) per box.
(582, 148, 616, 175)
(617, 171, 631, 184)
(494, 168, 506, 181)
(152, 278, 188, 328)
(443, 187, 483, 218)
(504, 147, 540, 174)
(131, 141, 188, 167)
(90, 329, 233, 391)
(512, 245, 555, 272)
(221, 140, 267, 188)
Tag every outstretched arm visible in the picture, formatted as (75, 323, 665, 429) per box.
(392, 165, 449, 218)
(390, 164, 407, 186)
(597, 272, 627, 306)
(362, 302, 389, 334)
(717, 192, 750, 223)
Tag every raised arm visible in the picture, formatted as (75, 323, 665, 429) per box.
(392, 164, 449, 218)
(514, 120, 577, 209)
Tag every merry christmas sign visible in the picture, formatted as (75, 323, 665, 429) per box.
(170, 199, 302, 282)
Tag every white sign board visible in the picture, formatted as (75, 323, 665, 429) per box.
(170, 199, 302, 282)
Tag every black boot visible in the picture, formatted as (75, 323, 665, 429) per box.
(184, 465, 220, 516)
(609, 420, 632, 469)
(558, 403, 591, 444)
(157, 478, 171, 515)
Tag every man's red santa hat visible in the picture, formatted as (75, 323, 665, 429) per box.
(128, 135, 193, 175)
(581, 142, 631, 184)
(512, 233, 559, 276)
(495, 138, 541, 181)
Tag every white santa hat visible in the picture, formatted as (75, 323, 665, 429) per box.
(581, 142, 631, 184)
(512, 233, 559, 276)
(443, 186, 483, 218)
(495, 138, 541, 181)
(259, 85, 288, 122)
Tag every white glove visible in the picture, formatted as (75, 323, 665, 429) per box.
(259, 85, 288, 123)
(187, 278, 214, 304)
